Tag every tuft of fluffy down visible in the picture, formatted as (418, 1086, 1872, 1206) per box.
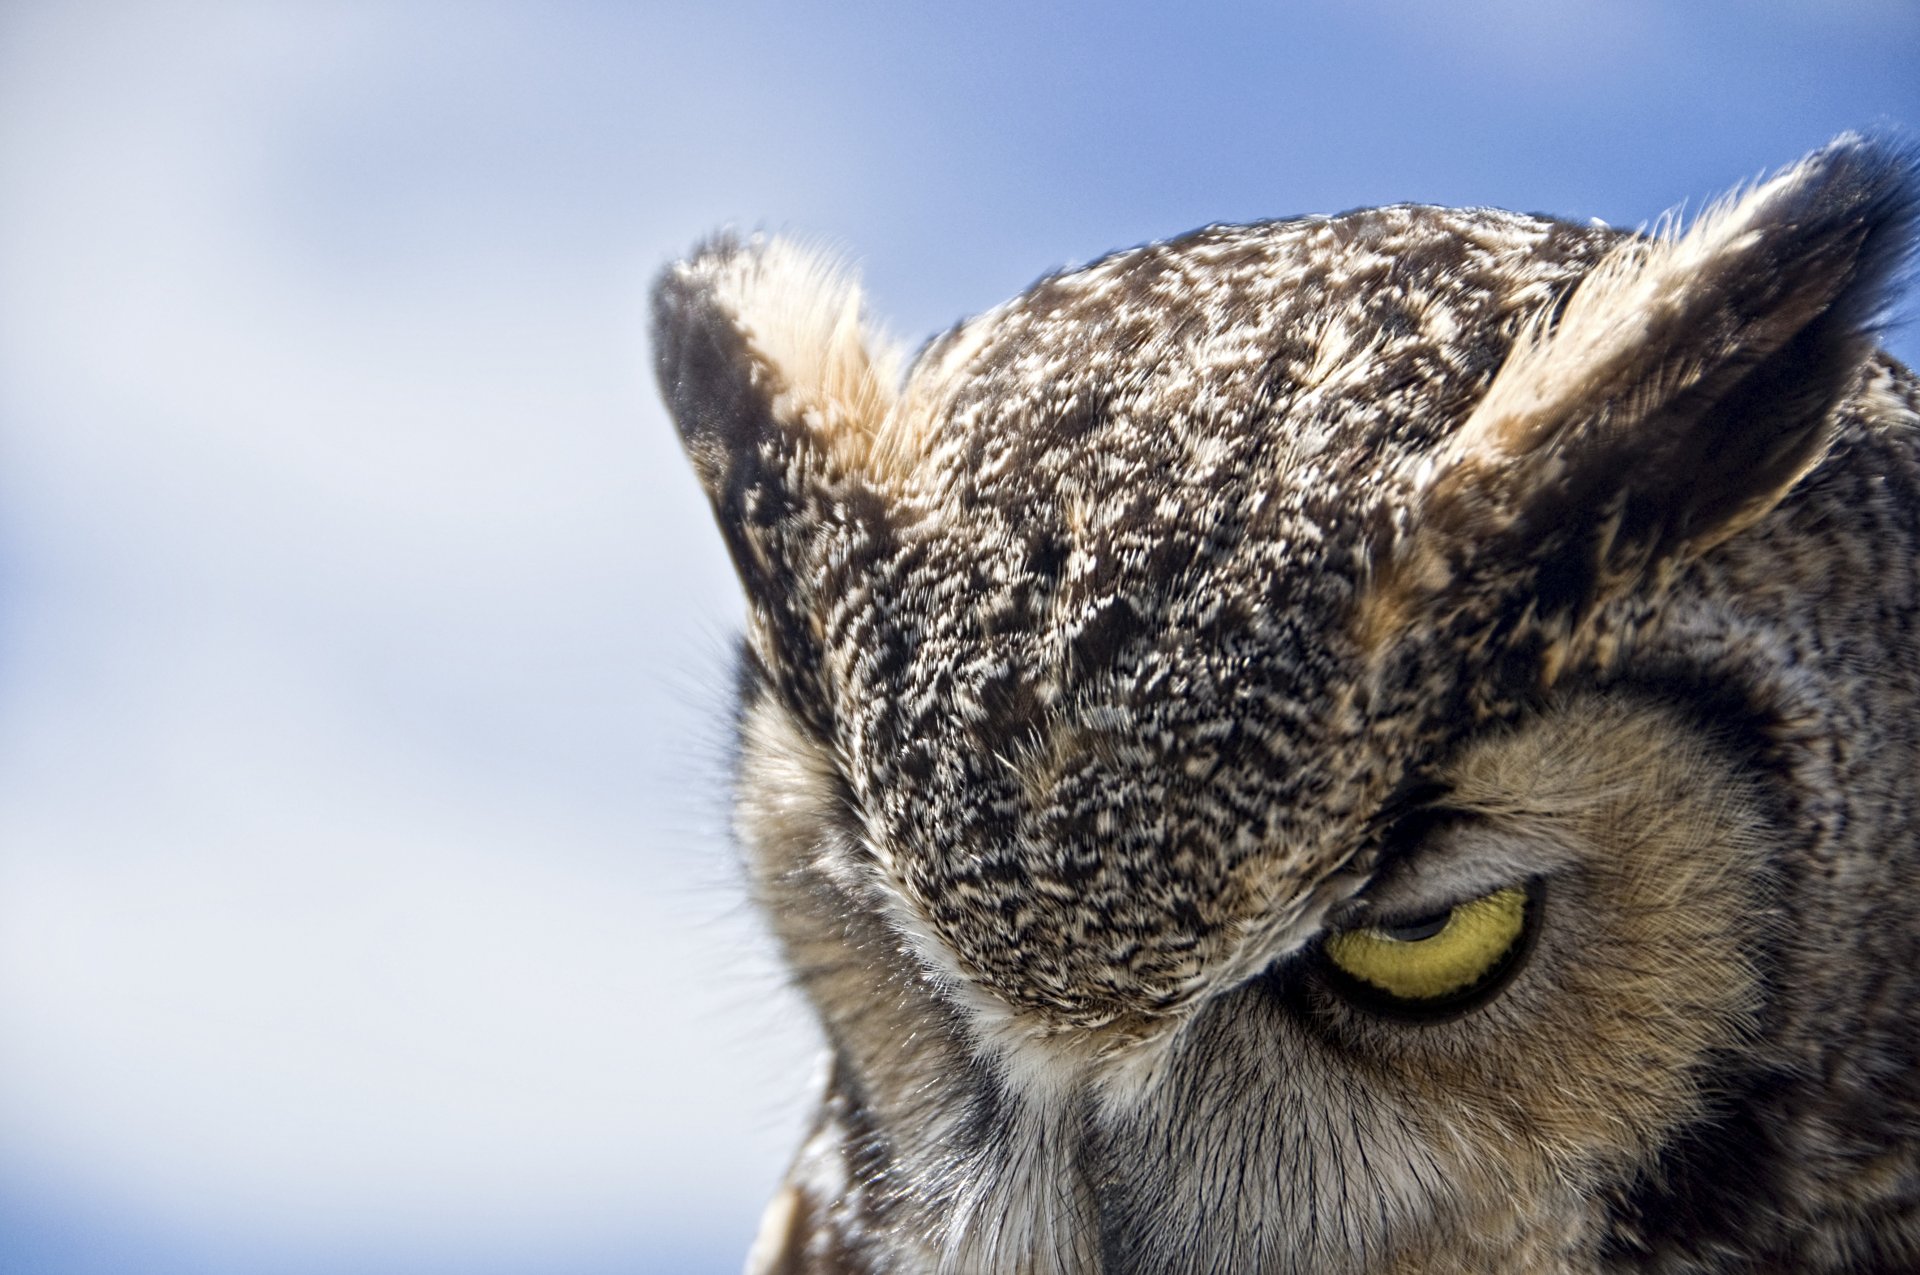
(665, 235, 910, 481)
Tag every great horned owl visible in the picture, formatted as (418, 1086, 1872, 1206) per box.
(653, 136, 1920, 1273)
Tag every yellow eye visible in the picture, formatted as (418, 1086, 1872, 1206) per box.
(1321, 885, 1534, 1016)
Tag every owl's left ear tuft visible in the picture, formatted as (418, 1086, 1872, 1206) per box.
(1378, 134, 1918, 644)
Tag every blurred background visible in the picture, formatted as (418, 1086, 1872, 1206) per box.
(0, 2, 1913, 1272)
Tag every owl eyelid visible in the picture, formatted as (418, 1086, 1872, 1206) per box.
(1356, 805, 1578, 929)
(1374, 910, 1452, 942)
(1331, 873, 1520, 941)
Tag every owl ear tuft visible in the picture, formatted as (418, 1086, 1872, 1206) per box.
(1383, 135, 1917, 641)
(653, 236, 904, 732)
(654, 235, 904, 493)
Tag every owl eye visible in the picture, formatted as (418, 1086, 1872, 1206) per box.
(1320, 884, 1536, 1018)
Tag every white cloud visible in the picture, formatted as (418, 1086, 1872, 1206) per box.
(0, 2, 815, 1266)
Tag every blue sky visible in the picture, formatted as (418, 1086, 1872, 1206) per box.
(0, 3, 1913, 1273)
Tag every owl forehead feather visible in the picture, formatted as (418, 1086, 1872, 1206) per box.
(656, 134, 1918, 1037)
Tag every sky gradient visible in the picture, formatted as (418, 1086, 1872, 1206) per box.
(0, 3, 1915, 1273)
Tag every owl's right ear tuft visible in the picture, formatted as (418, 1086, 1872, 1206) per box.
(652, 235, 903, 497)
(653, 236, 904, 734)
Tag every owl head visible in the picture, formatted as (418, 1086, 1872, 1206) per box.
(655, 136, 1920, 1272)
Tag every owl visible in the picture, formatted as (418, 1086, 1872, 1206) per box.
(653, 135, 1920, 1273)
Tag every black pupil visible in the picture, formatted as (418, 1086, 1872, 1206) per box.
(1380, 910, 1452, 942)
